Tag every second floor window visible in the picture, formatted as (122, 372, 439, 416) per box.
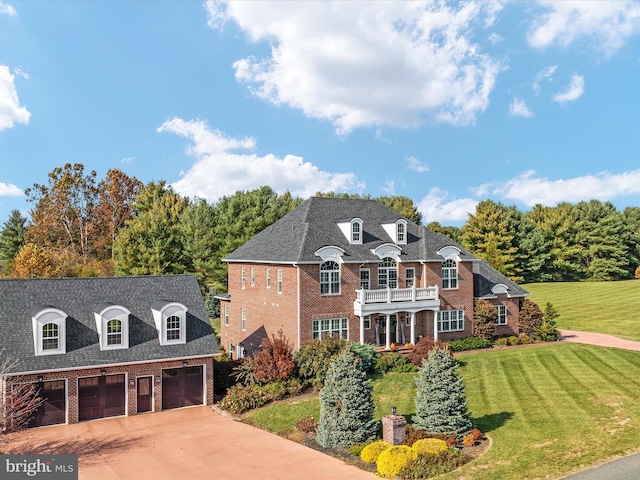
(442, 259, 458, 289)
(224, 305, 229, 326)
(360, 268, 370, 290)
(406, 268, 415, 288)
(250, 267, 255, 287)
(352, 221, 361, 243)
(378, 257, 398, 289)
(241, 308, 246, 331)
(266, 268, 271, 288)
(42, 323, 59, 351)
(166, 315, 181, 341)
(241, 267, 246, 289)
(277, 269, 283, 293)
(320, 261, 340, 295)
(397, 222, 405, 243)
(107, 319, 122, 346)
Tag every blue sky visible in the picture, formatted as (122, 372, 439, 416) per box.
(2, 1, 640, 226)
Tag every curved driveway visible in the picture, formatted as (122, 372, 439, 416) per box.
(4, 406, 376, 480)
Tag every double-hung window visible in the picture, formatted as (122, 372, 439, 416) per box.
(442, 259, 458, 289)
(360, 268, 370, 290)
(250, 267, 255, 287)
(497, 305, 507, 325)
(224, 305, 229, 326)
(312, 318, 348, 340)
(320, 261, 340, 295)
(166, 315, 181, 341)
(106, 319, 122, 346)
(405, 268, 415, 288)
(277, 269, 283, 293)
(438, 310, 464, 332)
(241, 267, 246, 289)
(241, 308, 246, 331)
(42, 323, 59, 351)
(378, 258, 398, 289)
(266, 268, 271, 288)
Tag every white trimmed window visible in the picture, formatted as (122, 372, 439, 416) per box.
(312, 318, 348, 340)
(224, 305, 229, 326)
(32, 308, 67, 356)
(106, 319, 122, 346)
(94, 303, 130, 351)
(320, 261, 340, 295)
(250, 267, 255, 287)
(266, 268, 271, 288)
(352, 221, 361, 243)
(360, 268, 370, 290)
(406, 268, 415, 288)
(438, 310, 464, 332)
(151, 301, 188, 345)
(497, 305, 507, 325)
(363, 315, 371, 330)
(277, 269, 283, 294)
(378, 257, 398, 289)
(397, 222, 406, 243)
(442, 259, 458, 289)
(241, 308, 246, 331)
(241, 267, 246, 289)
(405, 315, 411, 327)
(166, 315, 181, 341)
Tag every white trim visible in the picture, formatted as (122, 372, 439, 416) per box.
(94, 304, 131, 351)
(437, 310, 464, 332)
(32, 308, 67, 356)
(314, 245, 345, 263)
(151, 302, 188, 346)
(277, 269, 283, 294)
(497, 305, 507, 325)
(491, 284, 509, 295)
(437, 245, 462, 262)
(372, 243, 402, 261)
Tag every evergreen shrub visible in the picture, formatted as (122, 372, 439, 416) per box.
(347, 342, 378, 373)
(448, 337, 492, 352)
(374, 353, 417, 374)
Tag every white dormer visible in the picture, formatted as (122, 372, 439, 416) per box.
(337, 218, 363, 245)
(315, 245, 345, 263)
(93, 302, 131, 351)
(371, 243, 402, 262)
(437, 245, 462, 262)
(382, 219, 408, 245)
(151, 301, 188, 345)
(31, 306, 67, 356)
(491, 284, 509, 296)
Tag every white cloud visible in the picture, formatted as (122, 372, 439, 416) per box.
(203, 0, 227, 30)
(509, 97, 533, 118)
(553, 75, 584, 103)
(528, 1, 640, 56)
(0, 65, 31, 131)
(382, 180, 395, 196)
(211, 1, 504, 134)
(493, 169, 640, 207)
(158, 117, 364, 200)
(121, 156, 135, 164)
(487, 32, 502, 44)
(533, 65, 557, 95)
(0, 181, 22, 197)
(405, 156, 430, 173)
(0, 1, 16, 16)
(418, 188, 478, 223)
(13, 68, 29, 79)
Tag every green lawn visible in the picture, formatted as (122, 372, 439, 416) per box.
(525, 280, 640, 341)
(244, 344, 640, 480)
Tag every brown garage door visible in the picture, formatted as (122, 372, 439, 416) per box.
(162, 366, 203, 410)
(78, 374, 125, 421)
(28, 380, 66, 428)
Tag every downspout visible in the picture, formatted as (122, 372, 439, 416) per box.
(296, 264, 301, 349)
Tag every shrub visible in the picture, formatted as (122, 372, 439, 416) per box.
(400, 448, 468, 479)
(214, 359, 241, 394)
(295, 415, 318, 433)
(232, 357, 258, 386)
(350, 443, 367, 456)
(218, 383, 265, 414)
(518, 334, 533, 344)
(448, 337, 492, 352)
(519, 298, 543, 337)
(253, 330, 295, 383)
(412, 347, 473, 441)
(494, 337, 508, 347)
(403, 424, 430, 446)
(360, 440, 392, 464)
(347, 342, 378, 373)
(374, 353, 417, 374)
(534, 302, 560, 342)
(406, 337, 450, 366)
(412, 438, 448, 456)
(470, 428, 483, 442)
(294, 336, 347, 387)
(507, 335, 519, 346)
(462, 433, 476, 447)
(316, 350, 377, 448)
(376, 445, 417, 478)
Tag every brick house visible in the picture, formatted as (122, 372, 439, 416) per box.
(0, 274, 219, 429)
(218, 197, 528, 358)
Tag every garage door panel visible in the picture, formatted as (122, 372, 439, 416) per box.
(162, 366, 203, 410)
(78, 374, 125, 421)
(29, 380, 66, 428)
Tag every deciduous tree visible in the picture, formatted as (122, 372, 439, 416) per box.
(473, 299, 497, 339)
(1, 356, 44, 432)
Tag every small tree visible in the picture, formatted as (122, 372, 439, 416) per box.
(204, 288, 220, 319)
(473, 299, 497, 339)
(316, 350, 377, 448)
(1, 357, 44, 433)
(518, 298, 543, 337)
(253, 330, 295, 383)
(412, 346, 473, 440)
(535, 302, 560, 342)
(293, 336, 347, 387)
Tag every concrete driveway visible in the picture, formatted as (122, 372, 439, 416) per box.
(3, 406, 376, 480)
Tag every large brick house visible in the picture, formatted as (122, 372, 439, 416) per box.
(0, 274, 219, 428)
(219, 197, 528, 358)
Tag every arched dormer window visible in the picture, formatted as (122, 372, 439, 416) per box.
(151, 301, 188, 346)
(352, 220, 361, 244)
(320, 261, 340, 295)
(32, 306, 67, 356)
(442, 259, 458, 289)
(396, 221, 406, 244)
(94, 303, 130, 350)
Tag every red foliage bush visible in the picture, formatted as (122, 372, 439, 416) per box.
(406, 337, 451, 366)
(462, 433, 476, 447)
(470, 428, 483, 442)
(253, 330, 295, 383)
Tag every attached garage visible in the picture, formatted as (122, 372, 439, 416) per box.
(78, 374, 125, 421)
(162, 366, 203, 410)
(28, 380, 66, 427)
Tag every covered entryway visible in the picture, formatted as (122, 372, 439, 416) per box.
(78, 374, 125, 421)
(28, 380, 66, 427)
(136, 376, 153, 414)
(162, 366, 203, 410)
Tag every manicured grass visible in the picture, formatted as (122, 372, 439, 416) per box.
(244, 344, 640, 479)
(525, 280, 640, 341)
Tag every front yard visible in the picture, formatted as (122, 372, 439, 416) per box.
(243, 343, 640, 479)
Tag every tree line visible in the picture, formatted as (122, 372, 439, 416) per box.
(1, 164, 637, 295)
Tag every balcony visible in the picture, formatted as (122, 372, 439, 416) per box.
(354, 286, 439, 316)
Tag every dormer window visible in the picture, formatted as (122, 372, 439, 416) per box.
(151, 301, 188, 346)
(352, 221, 361, 243)
(32, 306, 67, 356)
(381, 219, 408, 245)
(94, 303, 130, 350)
(337, 218, 363, 244)
(397, 222, 406, 243)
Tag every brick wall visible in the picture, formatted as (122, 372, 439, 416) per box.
(14, 356, 214, 425)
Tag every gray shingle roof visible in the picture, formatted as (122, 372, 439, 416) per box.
(224, 197, 477, 264)
(473, 261, 529, 298)
(0, 274, 219, 374)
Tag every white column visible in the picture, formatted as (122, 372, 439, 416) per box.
(433, 309, 439, 343)
(385, 314, 391, 349)
(359, 316, 365, 345)
(410, 312, 416, 345)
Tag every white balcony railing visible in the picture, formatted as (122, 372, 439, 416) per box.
(355, 286, 439, 305)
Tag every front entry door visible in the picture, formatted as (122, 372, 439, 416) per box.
(378, 315, 398, 345)
(137, 376, 152, 413)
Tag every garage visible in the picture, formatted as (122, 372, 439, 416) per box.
(28, 380, 66, 428)
(162, 366, 203, 410)
(78, 374, 125, 421)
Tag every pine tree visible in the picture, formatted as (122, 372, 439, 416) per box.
(316, 350, 377, 448)
(412, 346, 473, 440)
(535, 302, 560, 342)
(0, 209, 27, 274)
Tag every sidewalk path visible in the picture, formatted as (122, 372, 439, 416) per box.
(559, 329, 640, 352)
